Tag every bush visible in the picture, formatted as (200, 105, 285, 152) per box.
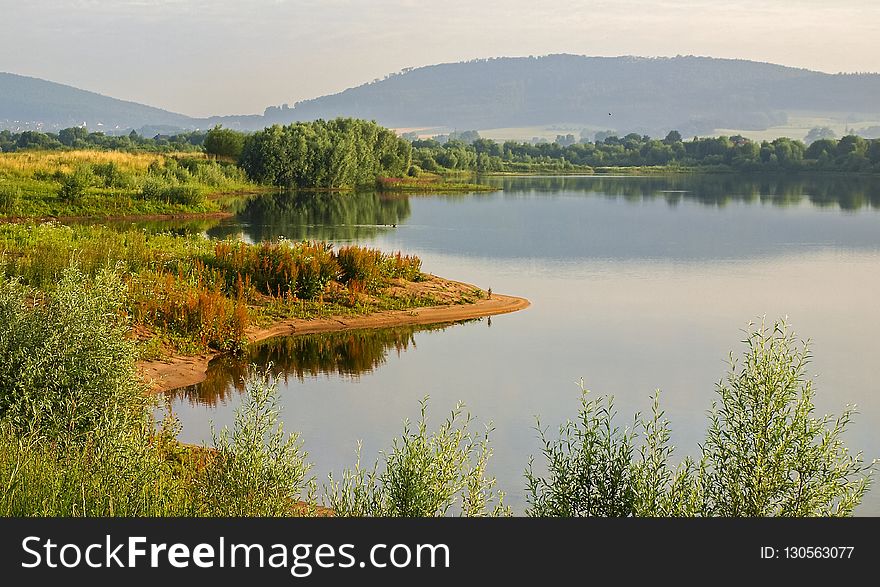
(700, 320, 872, 516)
(58, 167, 93, 202)
(0, 266, 144, 440)
(526, 320, 874, 517)
(92, 161, 134, 188)
(139, 176, 204, 206)
(164, 184, 204, 206)
(139, 176, 170, 201)
(525, 386, 697, 516)
(198, 369, 313, 516)
(327, 398, 509, 516)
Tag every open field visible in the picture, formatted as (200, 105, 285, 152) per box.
(0, 150, 262, 218)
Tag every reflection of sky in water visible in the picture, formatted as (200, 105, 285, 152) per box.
(165, 176, 880, 515)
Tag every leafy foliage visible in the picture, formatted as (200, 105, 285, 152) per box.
(239, 118, 412, 188)
(527, 320, 874, 517)
(700, 321, 872, 516)
(0, 266, 145, 439)
(198, 369, 313, 516)
(327, 399, 509, 517)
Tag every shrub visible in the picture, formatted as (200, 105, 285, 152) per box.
(139, 176, 204, 206)
(699, 320, 872, 516)
(139, 176, 171, 201)
(58, 166, 93, 201)
(92, 161, 133, 188)
(525, 320, 874, 517)
(164, 184, 204, 206)
(198, 369, 313, 516)
(525, 386, 697, 517)
(327, 398, 509, 516)
(0, 266, 144, 440)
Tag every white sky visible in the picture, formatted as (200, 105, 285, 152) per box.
(1, 0, 878, 117)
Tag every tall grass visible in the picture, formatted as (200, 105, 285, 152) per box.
(127, 268, 249, 353)
(211, 240, 339, 300)
(0, 150, 256, 218)
(337, 245, 422, 291)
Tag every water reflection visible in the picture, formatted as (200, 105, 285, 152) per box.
(485, 174, 880, 210)
(207, 190, 412, 243)
(168, 321, 470, 407)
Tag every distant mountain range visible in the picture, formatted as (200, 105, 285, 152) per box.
(0, 72, 194, 132)
(3, 55, 880, 137)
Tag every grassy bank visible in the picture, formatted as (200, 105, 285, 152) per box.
(377, 173, 498, 193)
(0, 222, 473, 359)
(0, 150, 262, 218)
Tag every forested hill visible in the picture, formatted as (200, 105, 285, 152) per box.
(0, 72, 196, 131)
(4, 56, 880, 136)
(263, 55, 880, 136)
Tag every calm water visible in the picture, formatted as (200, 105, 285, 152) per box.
(161, 174, 880, 514)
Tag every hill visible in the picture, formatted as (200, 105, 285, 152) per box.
(0, 72, 197, 132)
(261, 55, 880, 136)
(3, 56, 880, 138)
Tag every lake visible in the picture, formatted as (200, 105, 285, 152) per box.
(159, 174, 880, 514)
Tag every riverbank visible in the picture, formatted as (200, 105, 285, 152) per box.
(139, 280, 529, 393)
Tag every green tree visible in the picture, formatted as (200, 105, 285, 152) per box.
(203, 125, 246, 159)
(804, 126, 837, 145)
(58, 126, 89, 147)
(663, 130, 682, 145)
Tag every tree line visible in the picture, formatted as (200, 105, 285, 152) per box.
(410, 131, 880, 173)
(5, 122, 880, 183)
(0, 127, 206, 153)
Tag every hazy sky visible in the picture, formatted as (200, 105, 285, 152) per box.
(2, 0, 878, 117)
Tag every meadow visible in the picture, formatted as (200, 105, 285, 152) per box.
(0, 150, 259, 218)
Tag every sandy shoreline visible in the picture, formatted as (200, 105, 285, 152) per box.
(139, 286, 529, 394)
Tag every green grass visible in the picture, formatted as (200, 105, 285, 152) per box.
(0, 150, 262, 219)
(0, 222, 444, 357)
(377, 174, 497, 193)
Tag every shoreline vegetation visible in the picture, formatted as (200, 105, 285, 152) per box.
(0, 281, 872, 516)
(2, 119, 878, 223)
(0, 116, 875, 517)
(141, 287, 529, 393)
